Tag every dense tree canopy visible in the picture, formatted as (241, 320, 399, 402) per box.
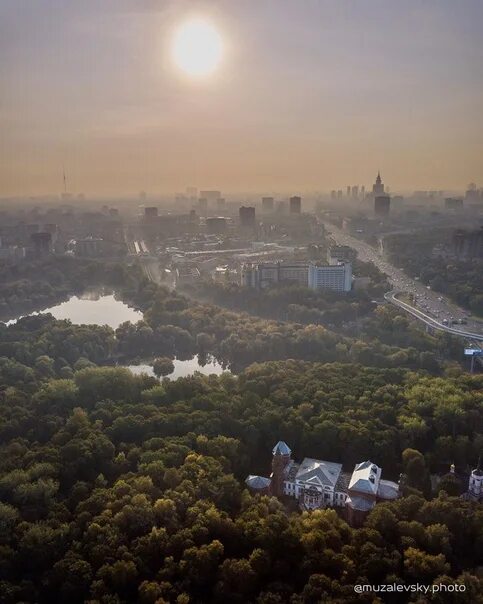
(0, 257, 481, 602)
(0, 362, 481, 602)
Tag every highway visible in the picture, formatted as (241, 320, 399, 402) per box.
(385, 291, 483, 342)
(324, 222, 483, 341)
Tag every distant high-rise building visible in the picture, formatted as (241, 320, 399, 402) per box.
(465, 183, 480, 203)
(289, 196, 301, 214)
(337, 190, 343, 199)
(262, 197, 274, 212)
(453, 228, 483, 259)
(217, 198, 226, 210)
(372, 172, 385, 196)
(144, 207, 158, 218)
(346, 186, 351, 197)
(360, 186, 365, 198)
(239, 206, 256, 228)
(445, 198, 463, 210)
(206, 217, 228, 235)
(30, 232, 52, 255)
(198, 198, 208, 215)
(330, 190, 337, 200)
(200, 190, 221, 203)
(374, 195, 390, 217)
(186, 186, 197, 198)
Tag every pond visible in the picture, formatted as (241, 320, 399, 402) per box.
(6, 291, 142, 329)
(124, 355, 228, 380)
(6, 290, 230, 379)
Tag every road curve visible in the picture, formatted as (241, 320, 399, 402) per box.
(385, 291, 483, 342)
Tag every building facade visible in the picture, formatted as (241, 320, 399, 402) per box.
(308, 262, 352, 292)
(374, 195, 391, 217)
(289, 196, 302, 214)
(239, 206, 256, 228)
(241, 261, 309, 289)
(241, 261, 352, 292)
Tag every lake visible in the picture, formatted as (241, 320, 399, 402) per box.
(124, 356, 227, 380)
(6, 292, 143, 329)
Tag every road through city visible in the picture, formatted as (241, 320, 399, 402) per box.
(324, 222, 483, 341)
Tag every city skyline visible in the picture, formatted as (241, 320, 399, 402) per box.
(2, 0, 483, 196)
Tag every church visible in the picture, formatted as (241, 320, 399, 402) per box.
(246, 441, 399, 527)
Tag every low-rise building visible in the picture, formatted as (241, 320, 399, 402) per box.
(241, 261, 308, 289)
(175, 265, 201, 286)
(75, 237, 104, 257)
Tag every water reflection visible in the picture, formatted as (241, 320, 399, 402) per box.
(6, 291, 142, 329)
(125, 355, 228, 379)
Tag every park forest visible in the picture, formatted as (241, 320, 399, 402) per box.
(0, 258, 481, 603)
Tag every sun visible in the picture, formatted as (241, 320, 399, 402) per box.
(172, 19, 223, 78)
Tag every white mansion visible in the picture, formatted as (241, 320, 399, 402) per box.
(246, 441, 400, 526)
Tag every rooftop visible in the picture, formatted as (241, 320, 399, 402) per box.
(296, 458, 342, 487)
(246, 475, 271, 490)
(346, 495, 376, 512)
(272, 441, 291, 456)
(348, 461, 381, 496)
(377, 479, 399, 500)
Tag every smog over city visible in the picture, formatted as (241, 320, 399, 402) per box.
(1, 2, 482, 603)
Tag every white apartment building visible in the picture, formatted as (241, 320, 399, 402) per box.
(308, 262, 352, 292)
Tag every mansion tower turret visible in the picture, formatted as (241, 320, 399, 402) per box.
(271, 441, 291, 496)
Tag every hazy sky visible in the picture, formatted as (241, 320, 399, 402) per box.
(1, 0, 483, 197)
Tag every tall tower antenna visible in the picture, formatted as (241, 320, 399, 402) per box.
(62, 165, 67, 194)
